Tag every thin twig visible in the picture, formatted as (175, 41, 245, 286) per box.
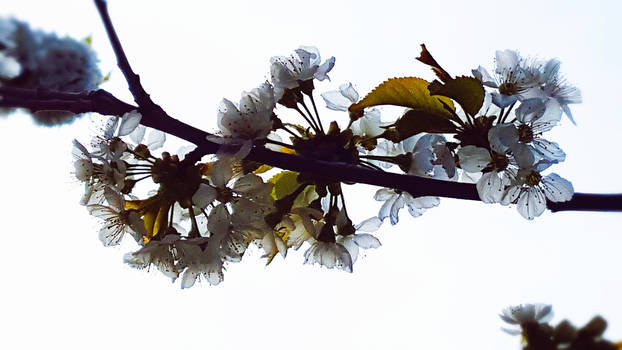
(93, 0, 153, 108)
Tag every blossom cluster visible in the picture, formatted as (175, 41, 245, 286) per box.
(321, 48, 578, 220)
(0, 17, 102, 124)
(499, 304, 619, 349)
(73, 46, 382, 286)
(68, 44, 581, 286)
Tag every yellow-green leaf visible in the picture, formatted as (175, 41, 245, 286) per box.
(386, 109, 458, 142)
(269, 171, 300, 200)
(253, 164, 273, 174)
(428, 76, 485, 116)
(348, 77, 454, 117)
(293, 185, 318, 208)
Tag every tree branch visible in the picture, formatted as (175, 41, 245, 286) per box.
(93, 0, 154, 109)
(0, 87, 135, 116)
(2, 85, 620, 213)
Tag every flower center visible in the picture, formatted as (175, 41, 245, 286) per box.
(499, 82, 519, 96)
(492, 152, 509, 171)
(525, 170, 542, 187)
(518, 124, 534, 143)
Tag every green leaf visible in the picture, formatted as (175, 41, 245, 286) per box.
(388, 109, 458, 141)
(293, 185, 318, 208)
(428, 76, 485, 117)
(348, 77, 454, 117)
(269, 171, 300, 200)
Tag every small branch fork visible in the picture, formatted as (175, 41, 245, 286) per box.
(0, 0, 620, 215)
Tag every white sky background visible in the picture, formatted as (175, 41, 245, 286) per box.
(1, 0, 621, 349)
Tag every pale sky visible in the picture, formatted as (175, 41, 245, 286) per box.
(1, 1, 621, 349)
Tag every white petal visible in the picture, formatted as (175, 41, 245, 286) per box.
(541, 173, 573, 202)
(355, 217, 383, 232)
(210, 158, 233, 188)
(495, 50, 520, 75)
(353, 233, 381, 249)
(491, 92, 518, 108)
(321, 90, 350, 111)
(515, 99, 546, 125)
(118, 110, 142, 136)
(192, 183, 217, 209)
(374, 188, 396, 201)
(488, 124, 518, 154)
(476, 171, 507, 203)
(339, 237, 359, 263)
(130, 125, 146, 145)
(471, 66, 497, 88)
(458, 146, 491, 173)
(532, 138, 565, 162)
(314, 56, 335, 81)
(72, 139, 91, 160)
(103, 186, 124, 211)
(181, 269, 198, 289)
(517, 187, 546, 220)
(339, 82, 359, 103)
(146, 130, 166, 150)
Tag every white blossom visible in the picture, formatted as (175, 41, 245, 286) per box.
(87, 187, 146, 246)
(374, 188, 439, 225)
(500, 304, 553, 335)
(270, 46, 335, 101)
(321, 82, 386, 138)
(214, 82, 275, 158)
(472, 50, 538, 108)
(303, 239, 353, 272)
(501, 145, 573, 220)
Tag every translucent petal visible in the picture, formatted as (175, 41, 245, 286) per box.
(353, 233, 381, 249)
(476, 171, 507, 203)
(389, 194, 406, 225)
(495, 50, 520, 75)
(535, 304, 553, 323)
(146, 130, 166, 150)
(532, 99, 562, 133)
(471, 66, 497, 88)
(406, 195, 439, 217)
(314, 56, 335, 81)
(511, 143, 535, 169)
(338, 236, 359, 263)
(532, 138, 565, 162)
(501, 185, 521, 206)
(339, 82, 359, 102)
(192, 183, 217, 209)
(374, 188, 396, 201)
(488, 124, 518, 154)
(207, 204, 231, 238)
(98, 223, 124, 246)
(517, 187, 546, 220)
(103, 117, 119, 140)
(103, 186, 124, 211)
(130, 125, 146, 145)
(541, 173, 573, 202)
(181, 269, 198, 289)
(458, 145, 491, 173)
(210, 158, 233, 188)
(515, 98, 546, 125)
(355, 217, 383, 232)
(321, 90, 349, 111)
(118, 110, 142, 136)
(491, 92, 518, 108)
(72, 139, 90, 160)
